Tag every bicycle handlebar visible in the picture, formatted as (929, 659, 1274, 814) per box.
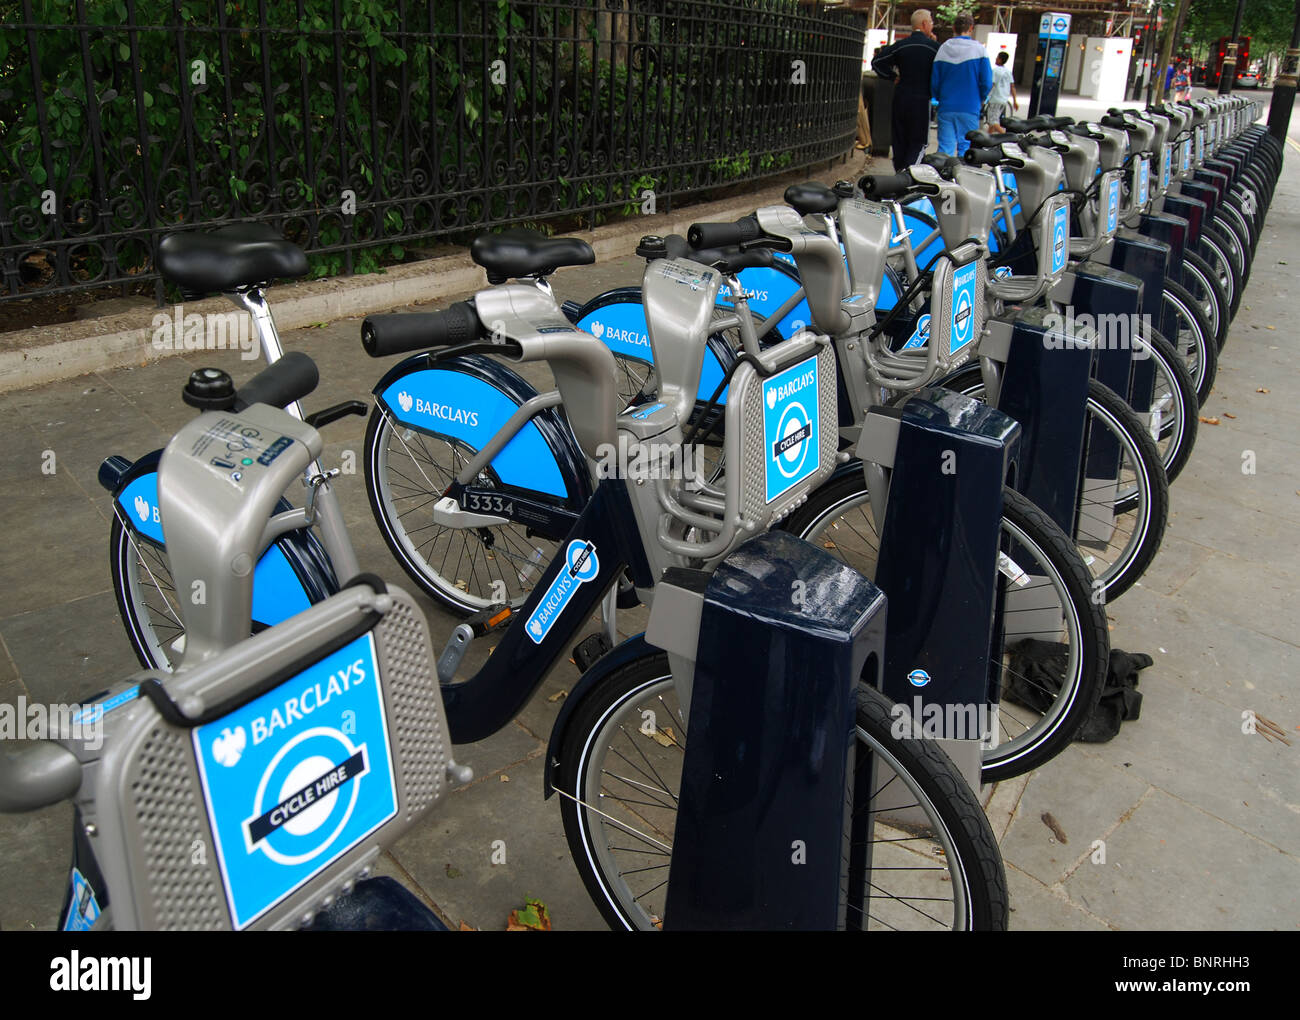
(920, 153, 962, 178)
(361, 300, 483, 358)
(686, 215, 764, 250)
(860, 171, 920, 198)
(964, 145, 1017, 168)
(234, 350, 320, 410)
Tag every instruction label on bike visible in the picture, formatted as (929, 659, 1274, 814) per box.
(1137, 157, 1150, 207)
(762, 354, 820, 503)
(1182, 139, 1192, 172)
(950, 262, 978, 352)
(1105, 177, 1121, 235)
(525, 539, 600, 644)
(192, 632, 397, 929)
(1050, 204, 1069, 276)
(1162, 147, 1172, 190)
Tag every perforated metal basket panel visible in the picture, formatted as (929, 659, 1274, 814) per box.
(372, 593, 448, 821)
(98, 585, 448, 930)
(126, 725, 227, 930)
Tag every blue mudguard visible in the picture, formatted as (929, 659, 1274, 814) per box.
(371, 352, 592, 507)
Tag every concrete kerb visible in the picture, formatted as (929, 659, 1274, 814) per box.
(0, 151, 875, 395)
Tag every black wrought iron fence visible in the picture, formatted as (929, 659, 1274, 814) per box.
(0, 0, 865, 305)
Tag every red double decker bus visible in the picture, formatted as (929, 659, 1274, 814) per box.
(1210, 35, 1251, 86)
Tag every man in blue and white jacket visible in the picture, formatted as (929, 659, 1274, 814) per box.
(930, 13, 992, 157)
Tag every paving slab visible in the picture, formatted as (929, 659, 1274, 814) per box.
(1062, 790, 1300, 930)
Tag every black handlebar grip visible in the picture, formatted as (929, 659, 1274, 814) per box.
(963, 145, 1006, 167)
(687, 215, 762, 250)
(361, 301, 483, 358)
(235, 351, 320, 410)
(859, 171, 914, 197)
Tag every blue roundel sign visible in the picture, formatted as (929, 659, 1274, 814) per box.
(192, 632, 397, 929)
(908, 668, 932, 688)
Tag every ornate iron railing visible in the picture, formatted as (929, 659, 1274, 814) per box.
(0, 0, 865, 305)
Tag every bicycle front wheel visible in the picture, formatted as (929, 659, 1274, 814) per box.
(1181, 249, 1229, 352)
(555, 654, 1009, 930)
(1162, 278, 1218, 406)
(942, 372, 1169, 601)
(783, 475, 1108, 781)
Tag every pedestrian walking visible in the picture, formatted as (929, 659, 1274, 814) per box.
(985, 51, 1018, 133)
(872, 9, 940, 171)
(931, 13, 991, 156)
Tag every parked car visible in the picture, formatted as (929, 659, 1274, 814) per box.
(1237, 70, 1260, 88)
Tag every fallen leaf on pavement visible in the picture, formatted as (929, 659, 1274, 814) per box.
(459, 921, 477, 931)
(1223, 412, 1236, 419)
(445, 863, 461, 879)
(1257, 387, 1270, 393)
(500, 774, 510, 782)
(1198, 416, 1220, 425)
(548, 689, 567, 703)
(1041, 811, 1068, 844)
(507, 898, 551, 931)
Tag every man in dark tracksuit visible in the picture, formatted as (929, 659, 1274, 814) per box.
(871, 9, 940, 171)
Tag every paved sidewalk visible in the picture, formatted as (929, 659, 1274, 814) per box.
(1, 145, 1297, 932)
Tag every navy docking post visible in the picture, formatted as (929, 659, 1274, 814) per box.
(867, 387, 1019, 787)
(661, 530, 886, 930)
(994, 307, 1091, 538)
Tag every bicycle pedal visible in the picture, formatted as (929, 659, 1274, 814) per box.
(465, 603, 514, 638)
(572, 632, 613, 673)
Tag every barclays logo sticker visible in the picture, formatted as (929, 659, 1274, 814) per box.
(526, 539, 600, 645)
(583, 310, 652, 357)
(907, 669, 931, 688)
(762, 354, 820, 503)
(118, 472, 164, 544)
(213, 726, 247, 767)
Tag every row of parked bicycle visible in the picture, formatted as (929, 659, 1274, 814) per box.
(0, 92, 1277, 931)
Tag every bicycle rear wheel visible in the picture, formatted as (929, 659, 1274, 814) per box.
(555, 654, 1009, 930)
(363, 404, 562, 616)
(111, 514, 185, 670)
